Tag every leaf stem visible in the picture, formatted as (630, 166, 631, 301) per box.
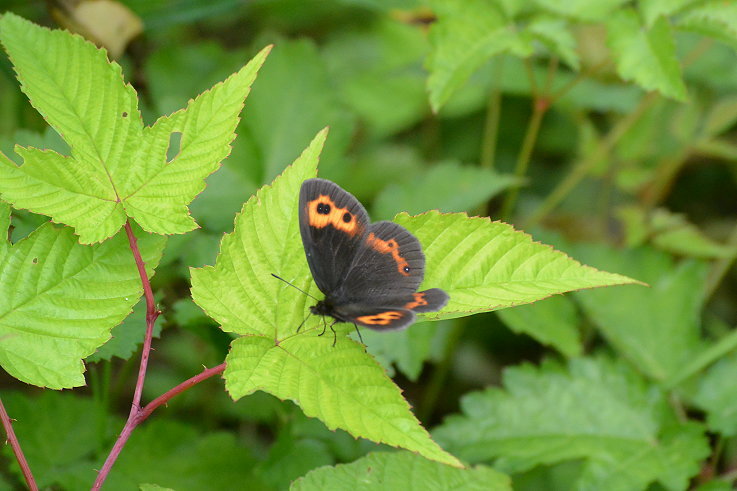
(525, 92, 659, 228)
(92, 361, 226, 488)
(417, 322, 465, 423)
(480, 57, 505, 170)
(0, 397, 38, 491)
(704, 221, 737, 301)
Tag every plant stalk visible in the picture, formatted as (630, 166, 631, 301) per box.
(0, 397, 38, 491)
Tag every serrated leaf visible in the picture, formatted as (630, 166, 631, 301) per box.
(373, 163, 520, 220)
(292, 451, 511, 491)
(639, 0, 703, 27)
(86, 295, 165, 362)
(677, 2, 737, 51)
(191, 129, 461, 467)
(693, 353, 737, 436)
(433, 357, 710, 491)
(533, 0, 629, 21)
(0, 223, 165, 388)
(1, 391, 115, 489)
(527, 17, 580, 70)
(0, 14, 268, 243)
(606, 10, 687, 101)
(104, 419, 261, 491)
(391, 212, 639, 321)
(496, 295, 582, 357)
(426, 0, 532, 111)
(573, 245, 707, 382)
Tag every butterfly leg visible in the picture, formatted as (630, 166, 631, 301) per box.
(352, 323, 364, 346)
(318, 316, 328, 337)
(295, 312, 312, 333)
(330, 321, 338, 347)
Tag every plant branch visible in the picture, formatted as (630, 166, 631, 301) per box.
(525, 91, 659, 228)
(0, 397, 38, 491)
(480, 56, 505, 170)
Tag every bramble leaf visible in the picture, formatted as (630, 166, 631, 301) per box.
(693, 353, 737, 437)
(0, 14, 268, 243)
(0, 222, 165, 388)
(572, 245, 707, 382)
(496, 295, 582, 357)
(433, 357, 710, 490)
(606, 10, 687, 101)
(191, 129, 462, 467)
(373, 163, 520, 220)
(426, 0, 532, 111)
(392, 212, 639, 321)
(676, 2, 737, 51)
(292, 451, 511, 491)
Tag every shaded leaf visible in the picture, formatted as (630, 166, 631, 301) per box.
(292, 451, 511, 490)
(606, 10, 687, 101)
(693, 353, 737, 436)
(433, 357, 709, 491)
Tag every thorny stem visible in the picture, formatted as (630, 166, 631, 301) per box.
(0, 397, 38, 491)
(92, 222, 226, 489)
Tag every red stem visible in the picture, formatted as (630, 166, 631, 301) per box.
(92, 221, 160, 490)
(0, 397, 38, 491)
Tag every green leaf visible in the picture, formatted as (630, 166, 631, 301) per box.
(392, 212, 639, 321)
(527, 17, 580, 70)
(693, 353, 737, 436)
(676, 2, 737, 51)
(433, 357, 710, 491)
(533, 0, 629, 21)
(426, 0, 532, 111)
(496, 295, 582, 357)
(239, 38, 355, 183)
(572, 246, 707, 382)
(292, 451, 511, 490)
(104, 419, 262, 491)
(639, 0, 704, 26)
(1, 391, 115, 489)
(191, 129, 461, 467)
(86, 295, 165, 363)
(0, 223, 165, 388)
(606, 10, 688, 101)
(0, 14, 268, 243)
(373, 163, 520, 220)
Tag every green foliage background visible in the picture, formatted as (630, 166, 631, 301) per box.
(1, 0, 737, 489)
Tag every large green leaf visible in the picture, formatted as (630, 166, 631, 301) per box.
(573, 246, 707, 382)
(392, 213, 638, 321)
(433, 357, 710, 491)
(191, 129, 461, 467)
(191, 129, 637, 468)
(292, 451, 511, 490)
(606, 10, 687, 101)
(0, 222, 165, 388)
(0, 14, 267, 243)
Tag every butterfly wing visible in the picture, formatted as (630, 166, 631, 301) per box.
(338, 289, 448, 331)
(299, 178, 370, 295)
(335, 221, 425, 304)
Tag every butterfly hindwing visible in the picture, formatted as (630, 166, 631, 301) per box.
(299, 178, 370, 294)
(335, 221, 425, 305)
(402, 288, 449, 313)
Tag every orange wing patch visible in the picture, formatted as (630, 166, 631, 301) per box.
(306, 194, 362, 236)
(366, 233, 410, 276)
(357, 311, 405, 326)
(404, 292, 428, 310)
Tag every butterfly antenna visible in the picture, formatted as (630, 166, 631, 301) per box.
(271, 273, 318, 300)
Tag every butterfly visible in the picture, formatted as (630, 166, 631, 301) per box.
(291, 178, 448, 341)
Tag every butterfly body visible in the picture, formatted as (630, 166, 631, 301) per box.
(299, 178, 448, 331)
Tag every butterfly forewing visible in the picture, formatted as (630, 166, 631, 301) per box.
(299, 178, 370, 295)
